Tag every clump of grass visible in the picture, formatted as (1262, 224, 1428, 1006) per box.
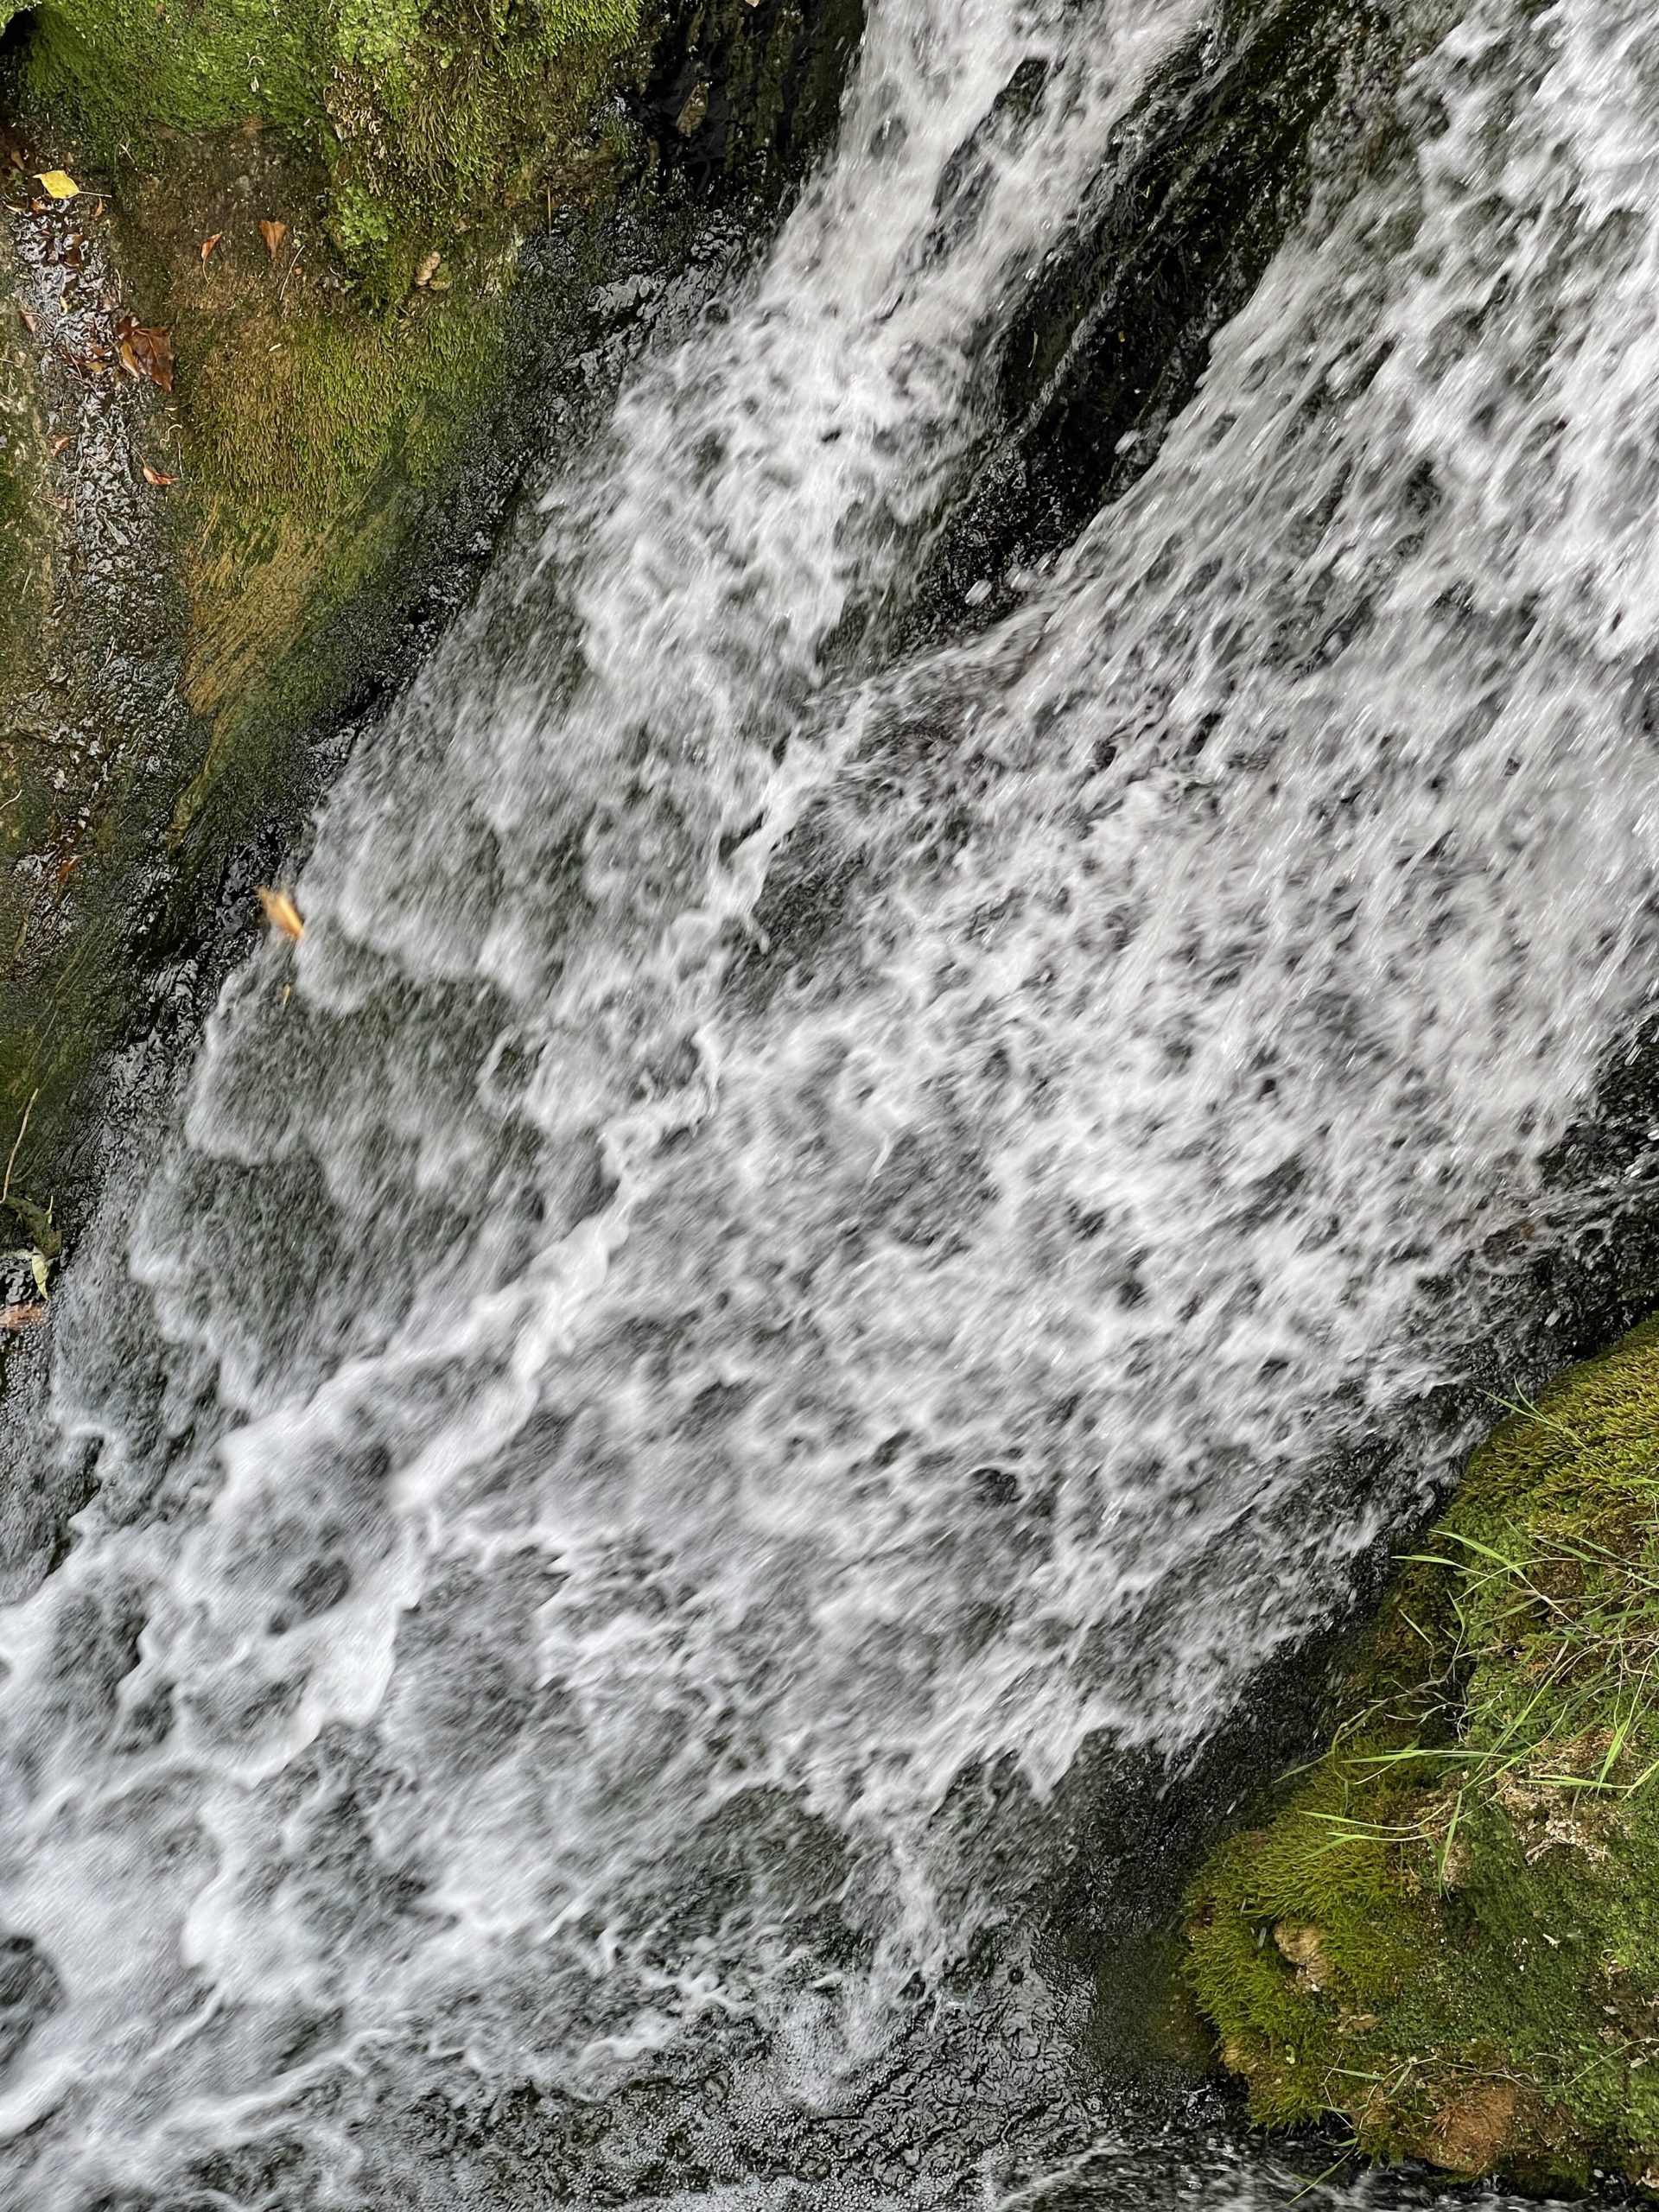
(1186, 1318, 1659, 2194)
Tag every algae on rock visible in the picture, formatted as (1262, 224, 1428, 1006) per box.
(1186, 1318, 1659, 2194)
(13, 0, 641, 292)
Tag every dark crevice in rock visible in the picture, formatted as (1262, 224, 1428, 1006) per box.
(632, 0, 867, 191)
(888, 0, 1448, 651)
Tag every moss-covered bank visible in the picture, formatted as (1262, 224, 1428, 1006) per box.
(5, 0, 640, 294)
(0, 0, 860, 1231)
(1186, 1319, 1659, 2193)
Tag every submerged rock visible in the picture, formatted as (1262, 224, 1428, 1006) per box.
(1186, 1317, 1659, 2194)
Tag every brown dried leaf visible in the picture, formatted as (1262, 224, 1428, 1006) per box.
(259, 218, 287, 259)
(49, 434, 70, 455)
(0, 1302, 46, 1332)
(16, 305, 35, 334)
(257, 886, 306, 942)
(114, 315, 173, 391)
(140, 463, 177, 487)
(200, 232, 222, 263)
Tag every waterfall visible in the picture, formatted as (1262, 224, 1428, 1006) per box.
(2, 0, 1657, 2202)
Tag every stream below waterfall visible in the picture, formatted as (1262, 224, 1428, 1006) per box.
(2, 0, 1659, 2202)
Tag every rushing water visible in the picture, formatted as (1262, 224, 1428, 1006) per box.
(3, 0, 1659, 2202)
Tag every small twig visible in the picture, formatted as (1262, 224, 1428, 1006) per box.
(1280, 2145, 1361, 2205)
(277, 233, 303, 307)
(2, 1088, 37, 1206)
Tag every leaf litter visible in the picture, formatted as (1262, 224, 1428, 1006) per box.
(115, 315, 173, 391)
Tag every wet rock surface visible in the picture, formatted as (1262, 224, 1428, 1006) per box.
(895, 0, 1459, 651)
(0, 142, 193, 1215)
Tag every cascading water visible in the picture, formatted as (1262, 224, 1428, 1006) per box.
(3, 0, 1658, 2202)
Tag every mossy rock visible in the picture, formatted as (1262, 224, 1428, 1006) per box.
(0, 0, 642, 1217)
(0, 121, 523, 1207)
(0, 0, 861, 1227)
(102, 124, 516, 833)
(6, 0, 643, 294)
(1186, 1318, 1659, 2193)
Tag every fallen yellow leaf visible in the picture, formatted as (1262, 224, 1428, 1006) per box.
(35, 170, 79, 201)
(257, 886, 306, 941)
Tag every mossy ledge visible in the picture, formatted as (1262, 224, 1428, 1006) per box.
(1186, 1318, 1659, 2195)
(4, 0, 643, 296)
(0, 0, 861, 1230)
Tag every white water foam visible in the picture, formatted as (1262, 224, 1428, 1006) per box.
(3, 0, 1659, 2200)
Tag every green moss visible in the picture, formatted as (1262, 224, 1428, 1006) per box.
(166, 275, 508, 836)
(22, 0, 318, 140)
(192, 292, 501, 517)
(11, 0, 642, 288)
(0, 239, 49, 680)
(1186, 1319, 1659, 2191)
(0, 124, 521, 1196)
(194, 282, 499, 556)
(31, 118, 516, 849)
